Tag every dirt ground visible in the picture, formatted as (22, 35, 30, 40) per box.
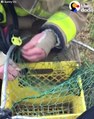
(76, 12, 94, 63)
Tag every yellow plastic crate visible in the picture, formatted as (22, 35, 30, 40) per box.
(5, 61, 86, 119)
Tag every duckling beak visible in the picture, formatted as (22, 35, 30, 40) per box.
(76, 4, 80, 8)
(73, 3, 80, 8)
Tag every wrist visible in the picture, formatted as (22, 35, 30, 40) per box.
(36, 30, 56, 56)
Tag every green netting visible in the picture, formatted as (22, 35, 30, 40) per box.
(3, 41, 93, 118)
(5, 58, 94, 117)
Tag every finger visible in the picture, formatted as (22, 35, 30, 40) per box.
(9, 60, 21, 71)
(0, 73, 14, 80)
(0, 66, 4, 79)
(22, 47, 43, 56)
(9, 60, 20, 71)
(0, 66, 4, 73)
(8, 74, 15, 80)
(22, 33, 43, 50)
(0, 72, 15, 80)
(0, 66, 18, 80)
(9, 60, 17, 67)
(8, 65, 20, 77)
(0, 73, 3, 79)
(31, 55, 45, 62)
(30, 53, 46, 61)
(22, 53, 46, 62)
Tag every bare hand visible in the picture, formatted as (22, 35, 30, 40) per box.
(0, 61, 20, 80)
(22, 32, 46, 62)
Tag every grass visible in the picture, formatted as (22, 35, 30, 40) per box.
(76, 11, 94, 63)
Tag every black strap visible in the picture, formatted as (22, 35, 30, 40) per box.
(7, 0, 19, 30)
(0, 108, 12, 119)
(0, 27, 8, 54)
(0, 1, 20, 54)
(77, 106, 94, 119)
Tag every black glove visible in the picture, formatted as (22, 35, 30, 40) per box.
(77, 106, 94, 119)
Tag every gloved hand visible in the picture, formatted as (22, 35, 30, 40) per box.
(22, 30, 56, 62)
(0, 52, 20, 80)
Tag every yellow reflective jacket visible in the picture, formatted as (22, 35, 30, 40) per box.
(0, 0, 92, 49)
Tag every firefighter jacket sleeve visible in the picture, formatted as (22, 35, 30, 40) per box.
(41, 0, 89, 49)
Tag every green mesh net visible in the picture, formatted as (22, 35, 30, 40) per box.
(5, 57, 94, 118)
(0, 39, 92, 119)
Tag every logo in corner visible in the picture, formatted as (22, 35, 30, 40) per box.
(69, 1, 80, 13)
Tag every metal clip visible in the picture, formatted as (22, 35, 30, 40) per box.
(11, 35, 22, 46)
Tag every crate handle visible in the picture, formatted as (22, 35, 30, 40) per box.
(31, 69, 53, 74)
